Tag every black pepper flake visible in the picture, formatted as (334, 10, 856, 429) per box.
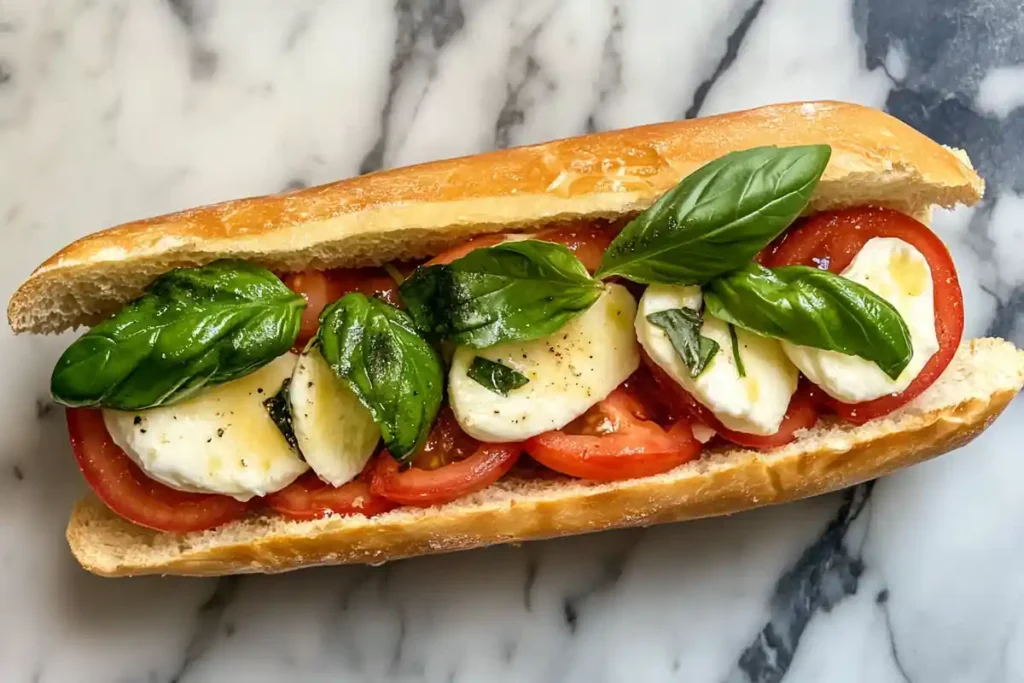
(140, 429, 147, 434)
(257, 387, 264, 394)
(133, 416, 142, 426)
(217, 428, 225, 438)
(207, 438, 212, 443)
(241, 459, 247, 467)
(307, 381, 313, 388)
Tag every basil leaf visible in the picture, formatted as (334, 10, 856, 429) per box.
(317, 293, 443, 461)
(645, 308, 719, 377)
(263, 378, 300, 454)
(704, 263, 913, 379)
(400, 239, 604, 348)
(51, 261, 305, 410)
(595, 145, 831, 284)
(728, 324, 746, 378)
(467, 356, 530, 396)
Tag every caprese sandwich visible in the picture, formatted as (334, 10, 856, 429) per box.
(9, 101, 1024, 577)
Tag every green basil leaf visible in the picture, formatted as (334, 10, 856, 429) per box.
(728, 324, 746, 378)
(50, 260, 305, 410)
(263, 378, 300, 453)
(317, 293, 443, 461)
(595, 145, 831, 284)
(704, 263, 913, 379)
(467, 356, 530, 396)
(645, 308, 719, 377)
(399, 239, 604, 348)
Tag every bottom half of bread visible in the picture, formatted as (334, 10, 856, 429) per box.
(67, 338, 1024, 577)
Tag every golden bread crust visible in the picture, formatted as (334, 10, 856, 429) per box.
(66, 339, 1024, 577)
(10, 101, 982, 334)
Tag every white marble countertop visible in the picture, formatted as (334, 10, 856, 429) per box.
(2, 1, 1024, 681)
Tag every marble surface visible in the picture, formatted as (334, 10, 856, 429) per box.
(2, 1, 1023, 681)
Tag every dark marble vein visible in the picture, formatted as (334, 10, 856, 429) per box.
(877, 589, 914, 683)
(360, 0, 465, 174)
(854, 0, 1024, 344)
(523, 552, 538, 612)
(166, 0, 197, 30)
(725, 483, 873, 683)
(493, 20, 550, 150)
(168, 577, 242, 683)
(585, 4, 624, 134)
(164, 0, 218, 80)
(685, 0, 764, 119)
(0, 59, 11, 87)
(560, 534, 641, 635)
(34, 398, 55, 420)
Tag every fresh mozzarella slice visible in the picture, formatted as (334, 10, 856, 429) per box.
(782, 237, 940, 403)
(448, 284, 640, 442)
(289, 347, 380, 486)
(104, 354, 308, 501)
(636, 284, 798, 435)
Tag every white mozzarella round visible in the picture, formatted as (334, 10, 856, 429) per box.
(103, 353, 308, 501)
(636, 284, 798, 435)
(289, 347, 380, 487)
(448, 284, 640, 442)
(782, 237, 940, 403)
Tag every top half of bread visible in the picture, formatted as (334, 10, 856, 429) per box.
(8, 101, 984, 335)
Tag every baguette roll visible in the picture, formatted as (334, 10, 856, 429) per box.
(10, 101, 1022, 577)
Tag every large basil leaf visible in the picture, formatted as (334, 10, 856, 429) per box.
(399, 239, 604, 348)
(595, 145, 831, 284)
(317, 293, 443, 461)
(51, 261, 305, 410)
(703, 263, 913, 379)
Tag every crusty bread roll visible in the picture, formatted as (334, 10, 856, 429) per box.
(10, 101, 1022, 577)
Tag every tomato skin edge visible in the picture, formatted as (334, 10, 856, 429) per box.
(67, 408, 250, 533)
(370, 445, 521, 507)
(764, 208, 964, 423)
(265, 471, 397, 521)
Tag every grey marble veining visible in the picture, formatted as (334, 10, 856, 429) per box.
(1, 1, 1023, 681)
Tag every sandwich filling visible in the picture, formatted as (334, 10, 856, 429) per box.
(52, 145, 964, 533)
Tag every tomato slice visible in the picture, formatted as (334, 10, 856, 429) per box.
(369, 409, 521, 506)
(524, 388, 702, 480)
(265, 470, 397, 521)
(410, 406, 480, 470)
(532, 222, 620, 272)
(283, 267, 400, 346)
(762, 207, 964, 423)
(371, 445, 521, 507)
(641, 351, 819, 450)
(427, 234, 506, 266)
(67, 409, 249, 532)
(426, 221, 620, 271)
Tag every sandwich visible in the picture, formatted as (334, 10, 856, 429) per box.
(9, 100, 1023, 577)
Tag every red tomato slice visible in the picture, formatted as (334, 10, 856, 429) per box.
(532, 222, 620, 272)
(283, 267, 400, 347)
(368, 407, 520, 505)
(524, 388, 702, 480)
(641, 351, 819, 450)
(67, 409, 249, 533)
(410, 406, 480, 470)
(762, 207, 964, 423)
(426, 221, 620, 271)
(371, 444, 521, 507)
(426, 234, 506, 265)
(265, 471, 397, 521)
